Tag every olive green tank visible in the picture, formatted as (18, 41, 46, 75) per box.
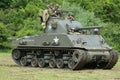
(11, 13, 118, 70)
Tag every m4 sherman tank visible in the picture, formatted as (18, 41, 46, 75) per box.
(11, 11, 118, 70)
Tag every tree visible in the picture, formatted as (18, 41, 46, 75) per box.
(0, 0, 11, 8)
(0, 23, 9, 48)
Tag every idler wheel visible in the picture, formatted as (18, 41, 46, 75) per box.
(31, 58, 38, 67)
(20, 57, 28, 66)
(38, 58, 45, 68)
(56, 59, 64, 68)
(49, 59, 56, 68)
(68, 50, 87, 70)
(12, 49, 21, 60)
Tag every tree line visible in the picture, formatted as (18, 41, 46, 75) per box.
(0, 0, 120, 52)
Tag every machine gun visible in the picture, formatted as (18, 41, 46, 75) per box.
(61, 10, 73, 13)
(54, 10, 73, 17)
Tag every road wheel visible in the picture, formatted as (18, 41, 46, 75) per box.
(49, 59, 56, 68)
(31, 58, 38, 67)
(68, 59, 75, 69)
(38, 58, 45, 68)
(56, 59, 64, 68)
(20, 57, 28, 66)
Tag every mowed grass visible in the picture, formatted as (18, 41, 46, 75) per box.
(0, 51, 120, 80)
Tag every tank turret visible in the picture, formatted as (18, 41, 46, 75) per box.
(45, 17, 83, 33)
(11, 7, 118, 70)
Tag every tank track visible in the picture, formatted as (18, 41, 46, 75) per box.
(103, 50, 118, 69)
(12, 47, 87, 70)
(84, 50, 119, 69)
(12, 47, 118, 70)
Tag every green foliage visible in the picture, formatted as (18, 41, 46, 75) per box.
(0, 23, 9, 48)
(0, 9, 5, 21)
(0, 1, 44, 49)
(0, 0, 11, 8)
(0, 0, 120, 52)
(61, 2, 102, 26)
(101, 22, 120, 51)
(16, 18, 42, 37)
(11, 0, 29, 8)
(74, 0, 120, 23)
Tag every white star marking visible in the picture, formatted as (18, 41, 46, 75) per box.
(53, 36, 59, 44)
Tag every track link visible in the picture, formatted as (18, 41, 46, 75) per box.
(12, 47, 87, 70)
(12, 48, 118, 70)
(104, 50, 118, 69)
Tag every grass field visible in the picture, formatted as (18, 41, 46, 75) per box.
(0, 51, 120, 80)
